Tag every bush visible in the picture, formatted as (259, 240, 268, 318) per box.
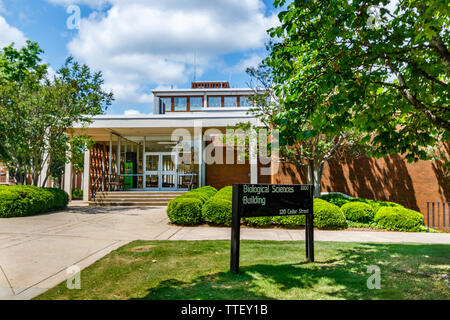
(167, 197, 203, 225)
(215, 186, 233, 200)
(374, 207, 424, 232)
(272, 215, 305, 228)
(313, 199, 347, 229)
(341, 202, 375, 223)
(72, 188, 83, 198)
(243, 216, 273, 227)
(0, 186, 69, 218)
(367, 200, 403, 214)
(178, 192, 210, 203)
(191, 186, 217, 198)
(202, 197, 232, 226)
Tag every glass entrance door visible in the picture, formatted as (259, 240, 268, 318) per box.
(144, 152, 178, 190)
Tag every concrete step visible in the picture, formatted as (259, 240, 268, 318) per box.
(93, 198, 174, 202)
(96, 194, 179, 199)
(97, 191, 185, 195)
(89, 201, 169, 207)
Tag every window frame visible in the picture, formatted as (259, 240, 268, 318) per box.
(188, 96, 203, 111)
(207, 96, 223, 108)
(239, 96, 253, 107)
(223, 96, 238, 107)
(173, 97, 188, 112)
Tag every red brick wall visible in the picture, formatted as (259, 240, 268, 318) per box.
(272, 155, 449, 215)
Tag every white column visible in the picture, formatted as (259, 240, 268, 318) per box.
(249, 128, 258, 184)
(64, 156, 73, 201)
(83, 147, 90, 201)
(194, 120, 204, 187)
(5, 170, 9, 185)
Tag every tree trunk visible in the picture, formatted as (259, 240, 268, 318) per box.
(307, 160, 324, 198)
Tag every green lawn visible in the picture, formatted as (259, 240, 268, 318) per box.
(35, 241, 450, 300)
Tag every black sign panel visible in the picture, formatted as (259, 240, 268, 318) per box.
(231, 184, 315, 274)
(236, 184, 313, 218)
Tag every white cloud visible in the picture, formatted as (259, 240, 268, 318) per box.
(231, 53, 266, 73)
(0, 16, 27, 49)
(61, 0, 277, 109)
(46, 0, 109, 9)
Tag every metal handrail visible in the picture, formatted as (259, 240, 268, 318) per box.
(91, 173, 104, 201)
(91, 173, 125, 200)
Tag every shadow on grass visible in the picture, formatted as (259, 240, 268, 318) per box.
(133, 242, 450, 300)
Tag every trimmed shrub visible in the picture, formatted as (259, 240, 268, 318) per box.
(243, 216, 273, 227)
(72, 188, 83, 198)
(341, 202, 375, 223)
(0, 186, 69, 218)
(202, 197, 232, 226)
(167, 197, 203, 225)
(313, 199, 347, 229)
(367, 200, 403, 214)
(320, 193, 351, 207)
(191, 186, 217, 198)
(272, 215, 305, 228)
(214, 186, 233, 200)
(178, 192, 210, 203)
(374, 207, 424, 232)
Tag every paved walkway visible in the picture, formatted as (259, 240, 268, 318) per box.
(1, 203, 449, 300)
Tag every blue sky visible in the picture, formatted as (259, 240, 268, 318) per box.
(0, 0, 279, 115)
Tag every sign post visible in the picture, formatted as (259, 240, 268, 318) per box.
(230, 184, 314, 274)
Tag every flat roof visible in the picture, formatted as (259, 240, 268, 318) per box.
(152, 88, 266, 95)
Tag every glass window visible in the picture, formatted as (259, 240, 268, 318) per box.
(174, 97, 187, 111)
(224, 97, 237, 107)
(208, 96, 222, 108)
(239, 96, 252, 107)
(189, 97, 203, 111)
(160, 97, 171, 112)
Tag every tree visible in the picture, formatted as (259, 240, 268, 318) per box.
(0, 41, 113, 186)
(240, 65, 368, 197)
(267, 0, 449, 163)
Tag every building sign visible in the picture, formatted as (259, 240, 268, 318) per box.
(230, 184, 314, 274)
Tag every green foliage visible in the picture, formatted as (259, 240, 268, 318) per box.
(272, 215, 305, 227)
(341, 202, 375, 223)
(178, 192, 209, 204)
(319, 194, 351, 207)
(0, 42, 113, 186)
(320, 193, 403, 214)
(374, 207, 424, 232)
(72, 188, 83, 198)
(166, 197, 203, 226)
(267, 0, 449, 162)
(243, 216, 273, 227)
(215, 186, 233, 199)
(0, 185, 68, 218)
(190, 186, 217, 199)
(202, 197, 232, 226)
(166, 186, 218, 225)
(313, 199, 347, 229)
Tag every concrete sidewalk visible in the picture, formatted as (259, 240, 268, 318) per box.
(1, 204, 449, 300)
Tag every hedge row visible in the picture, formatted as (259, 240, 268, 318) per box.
(168, 186, 348, 230)
(166, 186, 218, 225)
(0, 185, 69, 218)
(320, 193, 424, 231)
